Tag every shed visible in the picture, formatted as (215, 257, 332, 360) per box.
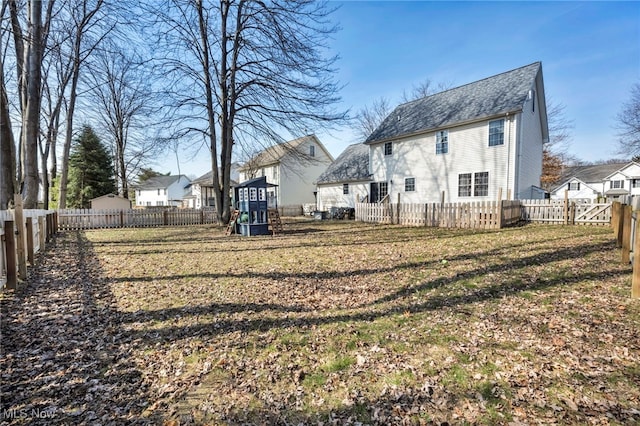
(234, 176, 278, 236)
(90, 194, 131, 210)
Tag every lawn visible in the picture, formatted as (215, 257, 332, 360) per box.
(1, 220, 639, 425)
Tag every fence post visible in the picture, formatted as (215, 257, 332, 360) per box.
(633, 213, 640, 298)
(38, 216, 46, 250)
(570, 202, 576, 225)
(26, 217, 34, 266)
(563, 190, 569, 225)
(13, 195, 27, 279)
(396, 193, 401, 225)
(613, 202, 624, 248)
(612, 201, 621, 240)
(621, 205, 632, 264)
(53, 211, 58, 233)
(4, 220, 17, 290)
(497, 200, 504, 229)
(163, 210, 168, 226)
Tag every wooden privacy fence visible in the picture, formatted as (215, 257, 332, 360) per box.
(355, 200, 521, 229)
(57, 208, 218, 230)
(612, 201, 639, 298)
(0, 201, 57, 290)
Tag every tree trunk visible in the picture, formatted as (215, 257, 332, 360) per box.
(58, 58, 81, 209)
(0, 79, 16, 209)
(22, 0, 44, 209)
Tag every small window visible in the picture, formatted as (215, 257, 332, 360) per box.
(249, 187, 257, 201)
(568, 182, 580, 191)
(611, 180, 624, 189)
(157, 201, 164, 206)
(157, 189, 160, 195)
(474, 172, 489, 197)
(379, 182, 389, 199)
(405, 178, 415, 192)
(384, 142, 393, 156)
(436, 130, 448, 154)
(489, 119, 505, 146)
(458, 173, 472, 197)
(343, 183, 349, 195)
(310, 145, 315, 157)
(633, 179, 640, 188)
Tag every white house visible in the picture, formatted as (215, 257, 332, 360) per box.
(187, 165, 240, 209)
(549, 162, 627, 202)
(238, 135, 334, 211)
(316, 143, 370, 211)
(135, 175, 191, 207)
(363, 62, 549, 204)
(603, 161, 640, 202)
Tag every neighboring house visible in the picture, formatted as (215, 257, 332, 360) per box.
(364, 62, 549, 204)
(238, 135, 334, 209)
(134, 175, 191, 207)
(188, 165, 241, 209)
(603, 161, 640, 202)
(316, 143, 370, 210)
(550, 162, 627, 202)
(90, 194, 132, 210)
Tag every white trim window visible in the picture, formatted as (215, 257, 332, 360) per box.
(633, 179, 640, 188)
(405, 178, 415, 192)
(568, 182, 580, 191)
(436, 130, 448, 154)
(610, 180, 624, 189)
(384, 141, 393, 156)
(343, 183, 349, 195)
(474, 172, 489, 197)
(489, 119, 505, 146)
(458, 173, 472, 197)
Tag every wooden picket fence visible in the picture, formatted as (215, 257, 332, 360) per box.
(57, 208, 218, 230)
(356, 199, 612, 229)
(0, 199, 57, 290)
(355, 200, 521, 229)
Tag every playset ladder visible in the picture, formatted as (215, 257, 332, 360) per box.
(268, 209, 283, 235)
(226, 210, 240, 235)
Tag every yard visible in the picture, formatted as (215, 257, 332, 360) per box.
(1, 220, 639, 425)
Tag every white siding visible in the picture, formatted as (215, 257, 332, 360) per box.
(370, 118, 515, 204)
(279, 138, 332, 206)
(550, 179, 598, 201)
(316, 182, 369, 210)
(514, 86, 544, 199)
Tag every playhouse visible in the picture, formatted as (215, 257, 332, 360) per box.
(232, 176, 278, 236)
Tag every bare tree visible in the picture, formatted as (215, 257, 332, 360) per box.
(540, 99, 574, 190)
(57, 0, 109, 209)
(352, 97, 391, 141)
(87, 46, 159, 199)
(616, 81, 640, 157)
(148, 0, 346, 223)
(400, 78, 454, 103)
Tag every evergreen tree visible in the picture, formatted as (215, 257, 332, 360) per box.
(67, 126, 116, 208)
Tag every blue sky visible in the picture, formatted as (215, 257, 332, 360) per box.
(170, 0, 640, 177)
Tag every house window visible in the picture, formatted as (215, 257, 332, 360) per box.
(310, 145, 315, 157)
(474, 172, 489, 196)
(384, 142, 393, 156)
(633, 179, 640, 188)
(164, 188, 167, 195)
(273, 166, 278, 181)
(146, 201, 151, 206)
(568, 182, 580, 191)
(405, 178, 415, 192)
(250, 187, 257, 201)
(436, 130, 448, 154)
(157, 189, 160, 195)
(489, 119, 505, 146)
(458, 173, 472, 197)
(157, 201, 164, 206)
(379, 182, 389, 200)
(610, 180, 624, 189)
(343, 183, 349, 195)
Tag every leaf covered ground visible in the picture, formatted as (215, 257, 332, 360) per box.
(1, 220, 639, 425)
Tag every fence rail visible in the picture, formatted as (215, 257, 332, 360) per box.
(356, 199, 612, 229)
(355, 200, 521, 230)
(57, 208, 218, 230)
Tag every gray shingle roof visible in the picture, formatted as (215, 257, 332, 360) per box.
(136, 175, 183, 190)
(557, 163, 628, 185)
(316, 143, 370, 184)
(366, 62, 542, 144)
